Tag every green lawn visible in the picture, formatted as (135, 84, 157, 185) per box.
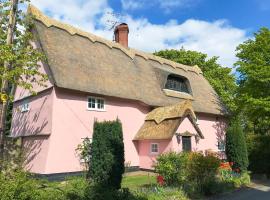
(122, 174, 156, 189)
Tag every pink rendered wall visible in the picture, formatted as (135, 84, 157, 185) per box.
(172, 114, 226, 154)
(44, 88, 151, 174)
(14, 41, 53, 101)
(138, 140, 173, 169)
(11, 88, 53, 137)
(22, 135, 50, 173)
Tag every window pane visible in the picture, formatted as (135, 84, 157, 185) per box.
(182, 136, 191, 151)
(97, 99, 104, 110)
(165, 75, 190, 93)
(88, 98, 95, 108)
(151, 144, 158, 153)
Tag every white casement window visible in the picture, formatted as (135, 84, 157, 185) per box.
(20, 100, 30, 112)
(150, 143, 159, 154)
(87, 96, 105, 111)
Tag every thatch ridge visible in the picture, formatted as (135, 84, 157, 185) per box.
(27, 4, 202, 75)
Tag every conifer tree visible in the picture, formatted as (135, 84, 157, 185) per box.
(89, 119, 124, 189)
(226, 119, 249, 172)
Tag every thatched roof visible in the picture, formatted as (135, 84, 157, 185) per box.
(28, 5, 226, 115)
(134, 100, 204, 140)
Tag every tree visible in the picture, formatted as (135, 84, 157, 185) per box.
(88, 119, 125, 190)
(225, 119, 249, 172)
(154, 48, 237, 112)
(0, 0, 47, 164)
(235, 28, 270, 135)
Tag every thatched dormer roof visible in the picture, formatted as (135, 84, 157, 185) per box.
(134, 100, 204, 140)
(28, 5, 226, 115)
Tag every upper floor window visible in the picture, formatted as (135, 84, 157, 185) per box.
(20, 100, 30, 112)
(87, 97, 105, 111)
(165, 75, 190, 94)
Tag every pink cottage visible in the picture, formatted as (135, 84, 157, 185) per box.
(11, 5, 227, 177)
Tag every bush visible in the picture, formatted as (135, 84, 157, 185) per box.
(226, 119, 249, 172)
(63, 177, 88, 200)
(154, 152, 189, 186)
(0, 170, 64, 200)
(85, 185, 146, 200)
(136, 186, 189, 200)
(88, 119, 125, 189)
(155, 152, 220, 195)
(246, 134, 270, 176)
(187, 153, 220, 194)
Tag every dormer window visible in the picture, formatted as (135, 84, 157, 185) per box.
(165, 75, 190, 94)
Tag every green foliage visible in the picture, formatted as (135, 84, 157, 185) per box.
(219, 167, 250, 188)
(88, 119, 125, 190)
(235, 27, 270, 134)
(62, 177, 88, 200)
(136, 186, 189, 200)
(76, 137, 92, 171)
(246, 134, 270, 176)
(154, 48, 237, 112)
(187, 153, 220, 194)
(0, 170, 64, 200)
(0, 0, 48, 99)
(155, 152, 189, 186)
(226, 119, 249, 172)
(85, 185, 147, 200)
(155, 152, 220, 195)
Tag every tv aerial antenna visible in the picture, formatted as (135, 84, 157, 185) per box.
(105, 11, 123, 31)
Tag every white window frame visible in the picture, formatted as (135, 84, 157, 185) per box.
(150, 143, 159, 154)
(87, 96, 106, 111)
(20, 100, 30, 113)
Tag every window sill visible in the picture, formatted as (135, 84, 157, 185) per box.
(87, 108, 106, 112)
(163, 89, 194, 100)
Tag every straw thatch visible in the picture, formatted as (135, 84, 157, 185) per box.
(28, 5, 227, 115)
(134, 100, 204, 140)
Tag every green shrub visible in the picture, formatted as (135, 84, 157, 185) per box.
(63, 177, 88, 200)
(85, 185, 146, 200)
(155, 152, 220, 195)
(246, 134, 270, 176)
(0, 170, 64, 200)
(154, 152, 189, 185)
(226, 119, 249, 172)
(136, 186, 189, 200)
(88, 119, 125, 189)
(187, 153, 220, 195)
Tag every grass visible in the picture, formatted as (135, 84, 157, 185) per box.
(122, 174, 156, 189)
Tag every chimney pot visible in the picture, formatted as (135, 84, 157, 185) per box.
(114, 23, 129, 48)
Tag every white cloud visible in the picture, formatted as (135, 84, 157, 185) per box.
(120, 0, 200, 13)
(158, 0, 200, 13)
(31, 0, 248, 67)
(121, 0, 144, 10)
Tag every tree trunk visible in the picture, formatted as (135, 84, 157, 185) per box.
(0, 0, 18, 165)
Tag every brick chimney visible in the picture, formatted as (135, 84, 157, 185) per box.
(114, 23, 129, 48)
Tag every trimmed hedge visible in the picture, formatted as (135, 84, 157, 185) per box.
(88, 119, 125, 189)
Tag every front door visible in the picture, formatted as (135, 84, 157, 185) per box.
(182, 136, 191, 151)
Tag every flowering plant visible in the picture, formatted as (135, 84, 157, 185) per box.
(157, 175, 165, 186)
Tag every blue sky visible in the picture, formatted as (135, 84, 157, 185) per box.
(31, 0, 270, 67)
